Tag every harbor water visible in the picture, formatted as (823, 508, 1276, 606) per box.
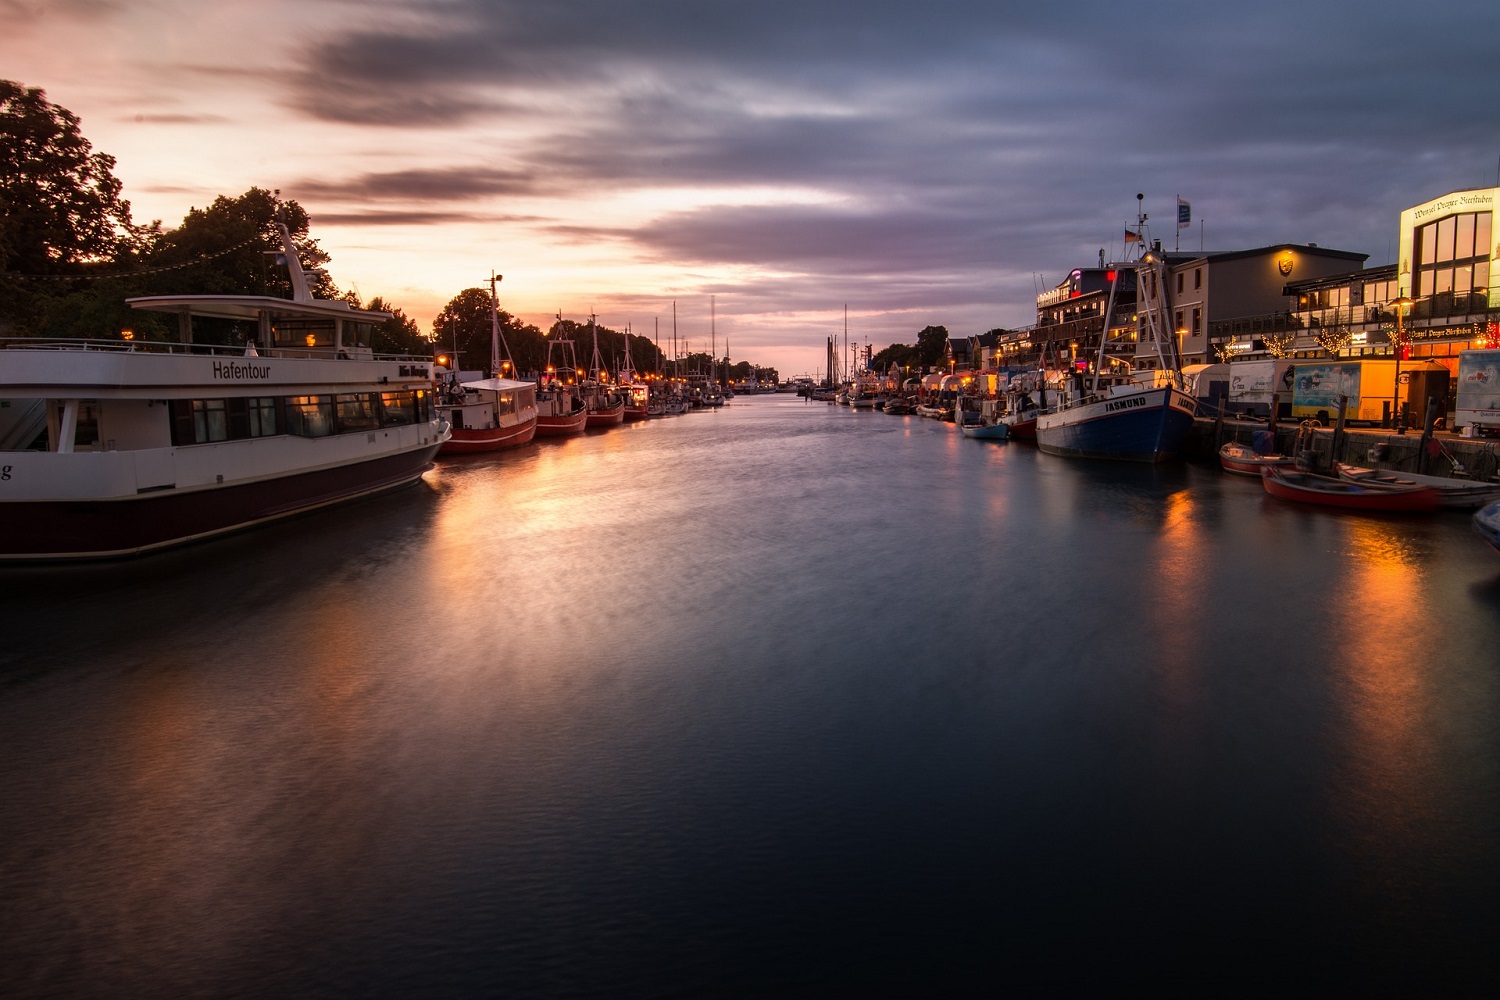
(2, 396, 1498, 996)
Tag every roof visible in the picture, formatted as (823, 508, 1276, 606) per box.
(127, 293, 392, 323)
(460, 377, 536, 392)
(1162, 243, 1369, 267)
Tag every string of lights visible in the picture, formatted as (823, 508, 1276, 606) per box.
(7, 232, 268, 281)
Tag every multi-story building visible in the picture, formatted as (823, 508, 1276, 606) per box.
(997, 185, 1500, 392)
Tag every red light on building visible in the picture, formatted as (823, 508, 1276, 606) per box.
(1105, 270, 1117, 283)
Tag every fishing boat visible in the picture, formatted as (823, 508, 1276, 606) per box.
(1034, 213, 1197, 463)
(618, 333, 655, 421)
(436, 273, 537, 454)
(1334, 463, 1500, 510)
(0, 213, 447, 561)
(535, 322, 588, 436)
(999, 368, 1053, 440)
(1219, 441, 1296, 477)
(1473, 500, 1500, 554)
(581, 315, 625, 427)
(1260, 465, 1441, 512)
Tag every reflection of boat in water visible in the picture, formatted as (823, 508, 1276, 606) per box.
(1260, 465, 1440, 512)
(1034, 213, 1196, 464)
(0, 211, 447, 561)
(437, 273, 537, 454)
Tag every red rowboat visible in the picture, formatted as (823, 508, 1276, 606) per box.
(1260, 464, 1440, 512)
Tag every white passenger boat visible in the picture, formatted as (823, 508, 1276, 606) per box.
(0, 217, 448, 561)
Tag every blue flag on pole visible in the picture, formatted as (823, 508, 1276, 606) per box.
(1177, 197, 1191, 229)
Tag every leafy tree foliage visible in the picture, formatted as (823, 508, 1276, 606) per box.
(873, 324, 950, 375)
(0, 80, 142, 273)
(141, 187, 336, 301)
(361, 295, 429, 356)
(1, 80, 148, 332)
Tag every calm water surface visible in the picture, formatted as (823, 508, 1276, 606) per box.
(3, 397, 1499, 997)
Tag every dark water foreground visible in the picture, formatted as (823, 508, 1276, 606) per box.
(2, 398, 1498, 997)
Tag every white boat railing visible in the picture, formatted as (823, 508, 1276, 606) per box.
(1, 336, 433, 364)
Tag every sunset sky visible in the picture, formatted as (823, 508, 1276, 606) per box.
(5, 0, 1499, 378)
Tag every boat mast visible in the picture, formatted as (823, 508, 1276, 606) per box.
(488, 271, 511, 378)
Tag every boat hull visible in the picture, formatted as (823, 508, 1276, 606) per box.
(535, 410, 588, 436)
(960, 422, 1009, 440)
(1001, 416, 1037, 440)
(1036, 387, 1197, 463)
(1219, 442, 1295, 477)
(1474, 501, 1500, 553)
(1261, 466, 1441, 512)
(1335, 463, 1500, 509)
(438, 416, 537, 454)
(0, 440, 443, 561)
(585, 402, 625, 427)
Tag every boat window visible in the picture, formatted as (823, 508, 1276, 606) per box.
(287, 395, 336, 437)
(193, 399, 229, 443)
(272, 318, 336, 351)
(335, 393, 379, 432)
(248, 397, 279, 437)
(380, 391, 416, 425)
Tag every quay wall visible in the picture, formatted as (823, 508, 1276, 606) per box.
(1186, 418, 1500, 481)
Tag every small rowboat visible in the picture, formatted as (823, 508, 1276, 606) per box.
(960, 421, 1009, 441)
(1261, 465, 1441, 512)
(1219, 442, 1295, 477)
(1473, 501, 1500, 554)
(1334, 463, 1500, 510)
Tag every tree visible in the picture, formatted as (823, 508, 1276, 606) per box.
(141, 188, 335, 301)
(1, 80, 148, 333)
(431, 288, 549, 377)
(0, 80, 142, 274)
(916, 325, 950, 369)
(363, 295, 430, 356)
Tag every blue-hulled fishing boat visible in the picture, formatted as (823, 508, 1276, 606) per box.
(1035, 206, 1196, 464)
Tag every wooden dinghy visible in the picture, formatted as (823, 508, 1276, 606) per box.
(1334, 463, 1500, 510)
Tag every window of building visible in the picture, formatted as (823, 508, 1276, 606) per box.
(1191, 308, 1201, 335)
(1177, 273, 1184, 294)
(1194, 268, 1202, 290)
(1414, 210, 1491, 314)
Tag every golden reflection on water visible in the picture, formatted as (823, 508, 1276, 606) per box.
(1325, 517, 1437, 881)
(1143, 487, 1205, 713)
